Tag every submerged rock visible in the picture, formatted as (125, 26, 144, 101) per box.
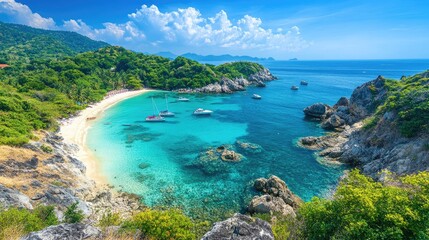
(22, 223, 101, 240)
(236, 140, 263, 154)
(202, 213, 274, 240)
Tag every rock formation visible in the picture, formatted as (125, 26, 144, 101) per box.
(177, 68, 276, 93)
(22, 223, 101, 240)
(202, 213, 274, 240)
(299, 75, 429, 178)
(248, 175, 302, 217)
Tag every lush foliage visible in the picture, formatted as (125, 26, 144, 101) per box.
(0, 206, 58, 239)
(123, 209, 196, 240)
(64, 202, 84, 224)
(366, 71, 429, 137)
(0, 21, 108, 65)
(0, 45, 265, 145)
(298, 170, 429, 239)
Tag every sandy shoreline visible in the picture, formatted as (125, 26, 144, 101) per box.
(59, 89, 152, 184)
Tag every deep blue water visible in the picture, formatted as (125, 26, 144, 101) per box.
(87, 59, 429, 219)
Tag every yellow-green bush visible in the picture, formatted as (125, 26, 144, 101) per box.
(123, 209, 195, 240)
(0, 206, 58, 239)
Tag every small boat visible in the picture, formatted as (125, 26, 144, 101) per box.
(178, 97, 190, 102)
(146, 97, 165, 122)
(193, 108, 213, 115)
(252, 94, 262, 99)
(159, 95, 175, 117)
(145, 115, 165, 122)
(300, 81, 308, 86)
(291, 85, 299, 90)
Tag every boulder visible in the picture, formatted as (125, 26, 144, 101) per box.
(22, 223, 101, 240)
(303, 103, 331, 119)
(0, 184, 33, 209)
(252, 175, 302, 209)
(321, 114, 346, 130)
(202, 213, 274, 240)
(220, 150, 242, 162)
(334, 97, 349, 108)
(248, 194, 296, 217)
(236, 140, 263, 154)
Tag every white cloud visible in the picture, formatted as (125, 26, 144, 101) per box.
(128, 4, 309, 52)
(0, 0, 56, 29)
(0, 1, 309, 55)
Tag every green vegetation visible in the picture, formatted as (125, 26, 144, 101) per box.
(64, 202, 84, 223)
(363, 71, 429, 137)
(123, 209, 196, 240)
(0, 45, 266, 146)
(98, 211, 122, 228)
(0, 206, 58, 239)
(294, 170, 429, 239)
(0, 21, 108, 65)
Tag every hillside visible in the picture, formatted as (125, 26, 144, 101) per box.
(0, 22, 109, 64)
(0, 46, 274, 145)
(155, 51, 275, 61)
(300, 71, 429, 177)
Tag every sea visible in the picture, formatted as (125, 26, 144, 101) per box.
(87, 59, 429, 219)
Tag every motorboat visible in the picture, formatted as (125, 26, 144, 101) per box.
(291, 85, 299, 90)
(178, 97, 190, 102)
(300, 81, 308, 86)
(252, 94, 262, 99)
(193, 108, 213, 115)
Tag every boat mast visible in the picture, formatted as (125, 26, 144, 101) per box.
(165, 94, 169, 111)
(151, 97, 156, 116)
(154, 98, 161, 116)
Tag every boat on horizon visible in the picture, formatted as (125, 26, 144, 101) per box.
(159, 95, 175, 117)
(177, 97, 190, 102)
(193, 108, 213, 115)
(252, 94, 262, 99)
(291, 85, 299, 90)
(146, 97, 165, 122)
(300, 81, 308, 86)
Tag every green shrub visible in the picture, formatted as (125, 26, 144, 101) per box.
(98, 211, 122, 227)
(123, 209, 195, 240)
(64, 202, 84, 223)
(40, 144, 53, 153)
(0, 205, 59, 238)
(298, 170, 429, 240)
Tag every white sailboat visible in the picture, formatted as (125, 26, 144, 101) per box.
(146, 97, 165, 122)
(159, 94, 175, 117)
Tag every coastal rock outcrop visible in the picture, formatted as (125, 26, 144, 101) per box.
(248, 175, 302, 217)
(22, 223, 101, 240)
(303, 103, 332, 119)
(177, 68, 276, 94)
(299, 74, 429, 178)
(202, 213, 274, 240)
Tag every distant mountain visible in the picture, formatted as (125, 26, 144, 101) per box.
(0, 21, 109, 63)
(181, 53, 275, 62)
(154, 52, 274, 61)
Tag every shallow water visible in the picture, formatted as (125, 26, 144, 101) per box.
(87, 59, 429, 219)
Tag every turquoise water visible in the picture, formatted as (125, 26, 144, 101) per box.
(87, 59, 429, 218)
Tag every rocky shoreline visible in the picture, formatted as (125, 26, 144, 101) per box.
(299, 75, 429, 179)
(176, 68, 276, 93)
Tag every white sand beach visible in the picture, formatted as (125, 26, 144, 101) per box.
(59, 89, 152, 184)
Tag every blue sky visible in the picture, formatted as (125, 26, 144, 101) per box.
(1, 0, 428, 59)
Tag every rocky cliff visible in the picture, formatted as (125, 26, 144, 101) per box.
(0, 132, 142, 223)
(177, 68, 276, 93)
(300, 73, 429, 178)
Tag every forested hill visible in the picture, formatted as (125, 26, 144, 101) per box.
(0, 22, 109, 64)
(0, 46, 268, 145)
